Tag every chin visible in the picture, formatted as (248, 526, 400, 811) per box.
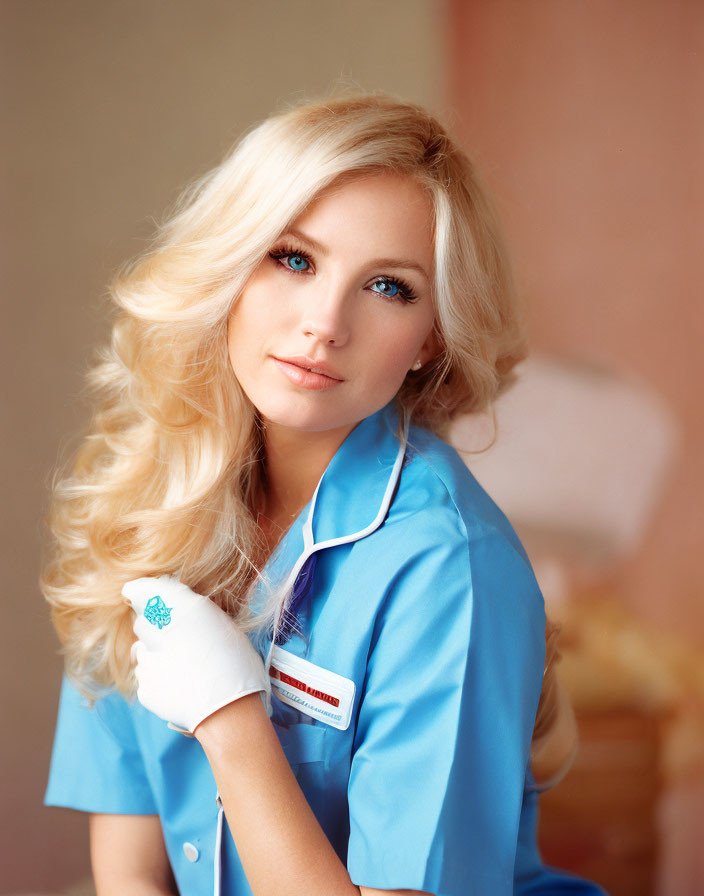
(255, 391, 354, 433)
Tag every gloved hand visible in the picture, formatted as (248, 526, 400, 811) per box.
(122, 574, 272, 735)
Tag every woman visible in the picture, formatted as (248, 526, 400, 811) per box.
(42, 89, 605, 895)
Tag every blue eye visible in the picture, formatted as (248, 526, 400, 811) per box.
(268, 245, 419, 304)
(371, 278, 400, 299)
(370, 277, 418, 303)
(287, 254, 310, 272)
(269, 245, 313, 273)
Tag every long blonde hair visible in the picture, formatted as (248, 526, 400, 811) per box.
(40, 88, 539, 711)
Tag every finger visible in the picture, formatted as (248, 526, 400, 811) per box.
(125, 575, 199, 612)
(130, 639, 147, 667)
(134, 650, 167, 720)
(133, 644, 158, 695)
(122, 577, 162, 614)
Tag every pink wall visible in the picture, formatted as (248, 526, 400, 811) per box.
(446, 0, 703, 646)
(445, 3, 703, 893)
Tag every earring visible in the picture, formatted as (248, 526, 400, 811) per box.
(411, 359, 422, 371)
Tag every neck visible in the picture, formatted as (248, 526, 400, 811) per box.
(260, 418, 358, 525)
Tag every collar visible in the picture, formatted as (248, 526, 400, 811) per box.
(309, 398, 407, 546)
(260, 399, 408, 581)
(257, 399, 408, 656)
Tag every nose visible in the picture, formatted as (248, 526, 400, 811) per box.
(300, 278, 351, 347)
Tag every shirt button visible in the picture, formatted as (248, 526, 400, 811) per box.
(183, 842, 200, 862)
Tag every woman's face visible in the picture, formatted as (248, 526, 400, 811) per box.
(227, 171, 438, 435)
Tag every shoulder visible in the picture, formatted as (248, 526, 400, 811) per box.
(350, 424, 544, 635)
(389, 422, 532, 563)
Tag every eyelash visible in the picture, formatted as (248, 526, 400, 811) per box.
(268, 243, 420, 304)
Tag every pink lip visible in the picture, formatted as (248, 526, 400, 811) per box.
(272, 356, 344, 391)
(275, 355, 344, 380)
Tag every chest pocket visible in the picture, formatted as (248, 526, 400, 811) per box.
(275, 722, 328, 774)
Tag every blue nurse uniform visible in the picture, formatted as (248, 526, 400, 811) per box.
(45, 399, 607, 895)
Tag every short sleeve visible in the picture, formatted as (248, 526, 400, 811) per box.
(44, 673, 157, 814)
(346, 514, 546, 896)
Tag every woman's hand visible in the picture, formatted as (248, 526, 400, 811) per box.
(122, 574, 271, 735)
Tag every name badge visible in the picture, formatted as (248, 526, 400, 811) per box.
(268, 645, 356, 731)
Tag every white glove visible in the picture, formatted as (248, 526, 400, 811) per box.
(122, 574, 272, 735)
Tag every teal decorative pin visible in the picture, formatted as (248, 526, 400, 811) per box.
(144, 594, 172, 629)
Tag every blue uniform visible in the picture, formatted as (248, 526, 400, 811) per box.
(45, 399, 606, 895)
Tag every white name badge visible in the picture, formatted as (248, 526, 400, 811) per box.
(268, 645, 356, 731)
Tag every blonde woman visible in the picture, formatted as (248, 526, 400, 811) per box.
(42, 90, 605, 896)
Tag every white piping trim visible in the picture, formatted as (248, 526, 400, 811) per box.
(214, 792, 224, 896)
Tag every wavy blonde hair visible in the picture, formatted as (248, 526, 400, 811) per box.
(41, 87, 561, 750)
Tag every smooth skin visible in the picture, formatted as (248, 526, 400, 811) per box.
(89, 814, 177, 895)
(227, 171, 440, 529)
(91, 172, 438, 895)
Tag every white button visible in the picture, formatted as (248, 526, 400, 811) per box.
(183, 842, 199, 862)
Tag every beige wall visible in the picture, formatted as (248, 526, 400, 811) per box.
(1, 2, 444, 891)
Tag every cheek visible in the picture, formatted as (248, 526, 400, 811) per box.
(226, 308, 243, 366)
(227, 288, 266, 354)
(382, 341, 414, 371)
(366, 323, 425, 381)
(226, 303, 257, 383)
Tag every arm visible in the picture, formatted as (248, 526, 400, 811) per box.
(45, 676, 171, 891)
(124, 576, 435, 896)
(89, 813, 177, 896)
(196, 696, 433, 896)
(197, 695, 359, 896)
(344, 525, 545, 894)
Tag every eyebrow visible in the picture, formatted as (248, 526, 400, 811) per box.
(280, 226, 432, 281)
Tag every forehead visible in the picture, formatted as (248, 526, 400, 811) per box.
(306, 170, 432, 217)
(288, 171, 436, 269)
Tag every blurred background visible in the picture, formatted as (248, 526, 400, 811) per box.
(1, 1, 701, 894)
